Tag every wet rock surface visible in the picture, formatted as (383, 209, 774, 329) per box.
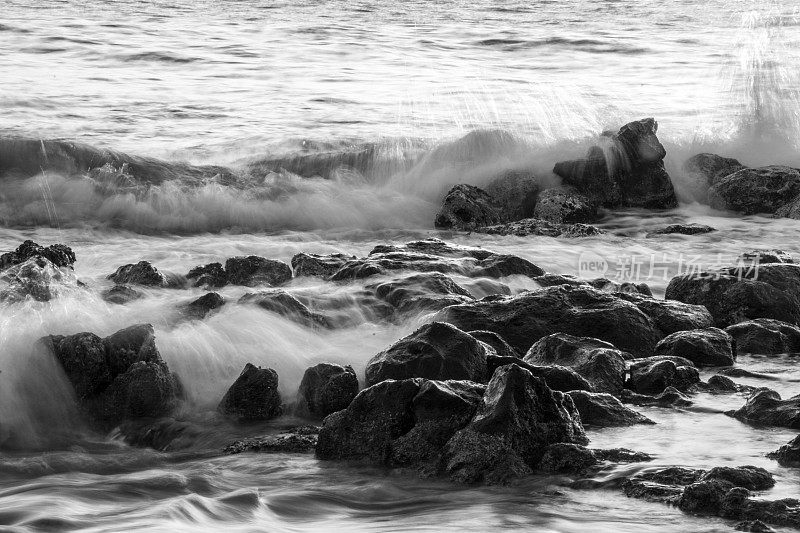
(224, 427, 319, 454)
(566, 390, 654, 427)
(726, 389, 800, 429)
(218, 363, 282, 422)
(476, 218, 605, 238)
(620, 386, 693, 408)
(709, 166, 800, 216)
(767, 435, 800, 467)
(0, 240, 76, 270)
(627, 358, 700, 394)
(186, 262, 227, 288)
(654, 328, 736, 367)
(725, 319, 800, 354)
(102, 284, 144, 305)
(238, 290, 331, 328)
(646, 223, 716, 237)
(0, 256, 81, 302)
(291, 252, 356, 279)
(683, 153, 746, 189)
(225, 256, 292, 287)
(108, 261, 175, 287)
(181, 292, 225, 319)
(369, 272, 473, 315)
(532, 187, 599, 224)
(297, 363, 359, 418)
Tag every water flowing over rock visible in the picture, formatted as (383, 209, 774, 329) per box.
(682, 153, 746, 189)
(725, 319, 800, 354)
(218, 363, 282, 421)
(483, 170, 540, 221)
(108, 261, 179, 287)
(224, 428, 319, 455)
(767, 435, 800, 467)
(532, 187, 599, 224)
(434, 184, 503, 230)
(365, 322, 490, 386)
(475, 218, 605, 238)
(627, 358, 700, 394)
(646, 223, 716, 237)
(566, 390, 654, 427)
(41, 324, 182, 425)
(369, 272, 474, 315)
(553, 118, 677, 209)
(708, 166, 800, 215)
(524, 333, 628, 394)
(291, 252, 356, 279)
(225, 256, 292, 286)
(186, 262, 227, 288)
(654, 328, 735, 367)
(102, 284, 144, 305)
(181, 292, 225, 319)
(0, 256, 81, 302)
(0, 240, 76, 270)
(621, 386, 693, 408)
(726, 389, 800, 429)
(238, 291, 331, 328)
(297, 363, 359, 418)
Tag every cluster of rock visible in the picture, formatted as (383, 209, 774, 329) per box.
(0, 240, 80, 301)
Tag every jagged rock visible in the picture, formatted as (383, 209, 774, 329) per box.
(726, 389, 800, 429)
(370, 273, 473, 315)
(472, 254, 546, 278)
(297, 363, 359, 418)
(533, 187, 599, 224)
(469, 330, 520, 359)
(621, 386, 693, 407)
(709, 166, 800, 215)
(483, 170, 540, 221)
(646, 223, 716, 237)
(186, 262, 227, 287)
(41, 324, 181, 425)
(224, 429, 318, 454)
(291, 253, 356, 279)
(442, 364, 587, 484)
(665, 264, 800, 327)
(524, 333, 628, 394)
(0, 257, 80, 302)
(218, 363, 282, 421)
(725, 319, 800, 354)
(225, 256, 292, 286)
(0, 240, 76, 270)
(553, 118, 677, 208)
(486, 354, 593, 392)
(767, 435, 800, 467)
(538, 443, 598, 474)
(614, 292, 714, 336)
(703, 465, 775, 490)
(594, 448, 653, 463)
(566, 390, 654, 427)
(654, 328, 735, 367)
(102, 284, 144, 305)
(436, 285, 665, 358)
(365, 322, 490, 386)
(705, 375, 740, 393)
(369, 239, 494, 260)
(683, 153, 746, 187)
(108, 261, 173, 287)
(434, 184, 503, 230)
(476, 218, 605, 238)
(740, 250, 795, 265)
(628, 358, 700, 394)
(238, 291, 331, 328)
(181, 292, 224, 319)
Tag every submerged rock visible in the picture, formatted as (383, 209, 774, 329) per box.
(223, 430, 318, 455)
(627, 358, 700, 394)
(297, 363, 359, 418)
(181, 292, 225, 319)
(532, 187, 599, 224)
(767, 435, 800, 467)
(646, 223, 716, 237)
(726, 389, 800, 429)
(0, 256, 80, 302)
(725, 319, 800, 354)
(369, 239, 494, 260)
(621, 386, 693, 408)
(709, 166, 800, 215)
(225, 256, 292, 286)
(654, 328, 736, 367)
(566, 390, 654, 427)
(0, 240, 76, 270)
(476, 218, 605, 238)
(524, 333, 628, 394)
(434, 184, 503, 230)
(41, 324, 182, 425)
(102, 284, 144, 305)
(370, 272, 474, 315)
(365, 322, 490, 386)
(186, 262, 227, 288)
(291, 252, 356, 279)
(218, 363, 282, 421)
(682, 153, 746, 189)
(483, 170, 540, 221)
(238, 291, 331, 328)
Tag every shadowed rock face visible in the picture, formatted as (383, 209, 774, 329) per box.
(297, 363, 359, 418)
(566, 390, 654, 427)
(725, 319, 800, 354)
(225, 256, 292, 286)
(709, 166, 800, 215)
(434, 184, 503, 230)
(475, 218, 605, 238)
(102, 284, 144, 305)
(767, 435, 800, 467)
(486, 354, 593, 393)
(0, 240, 76, 270)
(186, 262, 227, 288)
(365, 322, 490, 387)
(108, 261, 171, 287)
(0, 256, 81, 302)
(369, 272, 474, 315)
(181, 292, 225, 320)
(41, 324, 182, 426)
(627, 358, 700, 394)
(238, 291, 331, 329)
(654, 328, 736, 367)
(726, 389, 800, 429)
(683, 153, 746, 189)
(218, 363, 282, 421)
(532, 187, 599, 224)
(646, 223, 716, 237)
(291, 253, 356, 279)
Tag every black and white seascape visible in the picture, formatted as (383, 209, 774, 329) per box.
(1, 1, 800, 531)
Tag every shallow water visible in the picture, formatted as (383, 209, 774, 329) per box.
(2, 0, 800, 531)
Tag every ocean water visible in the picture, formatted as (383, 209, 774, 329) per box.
(1, 0, 800, 531)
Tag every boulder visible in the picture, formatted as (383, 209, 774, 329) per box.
(107, 261, 172, 287)
(469, 330, 520, 359)
(682, 153, 746, 187)
(442, 364, 587, 483)
(726, 389, 800, 429)
(476, 218, 605, 238)
(538, 443, 598, 474)
(434, 184, 503, 230)
(0, 256, 80, 302)
(628, 358, 700, 394)
(365, 322, 490, 386)
(702, 465, 775, 490)
(524, 333, 628, 394)
(291, 253, 356, 279)
(646, 223, 716, 237)
(218, 363, 282, 421)
(739, 250, 794, 265)
(566, 390, 654, 427)
(181, 292, 224, 319)
(102, 284, 144, 305)
(614, 292, 714, 335)
(41, 324, 181, 425)
(436, 285, 662, 358)
(238, 291, 331, 328)
(665, 264, 800, 327)
(370, 272, 473, 315)
(224, 429, 318, 454)
(725, 319, 800, 354)
(186, 262, 227, 287)
(709, 166, 800, 215)
(486, 354, 593, 392)
(654, 328, 736, 367)
(767, 435, 800, 467)
(532, 187, 599, 224)
(225, 256, 292, 286)
(483, 170, 540, 221)
(297, 363, 359, 418)
(0, 240, 76, 270)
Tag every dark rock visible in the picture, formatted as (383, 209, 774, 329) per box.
(107, 261, 170, 287)
(0, 257, 80, 302)
(646, 223, 716, 237)
(614, 292, 714, 336)
(238, 291, 331, 328)
(726, 319, 800, 354)
(436, 285, 662, 358)
(186, 262, 227, 288)
(365, 322, 490, 386)
(291, 253, 356, 279)
(588, 278, 653, 297)
(726, 389, 800, 429)
(705, 375, 740, 393)
(594, 448, 653, 463)
(740, 250, 795, 265)
(665, 264, 800, 327)
(370, 272, 473, 315)
(533, 187, 599, 224)
(369, 239, 494, 260)
(566, 390, 654, 427)
(182, 292, 225, 319)
(225, 256, 292, 287)
(469, 330, 520, 359)
(628, 359, 700, 394)
(102, 284, 144, 305)
(622, 467, 703, 503)
(0, 240, 76, 270)
(621, 386, 693, 407)
(483, 170, 540, 221)
(654, 328, 735, 367)
(702, 465, 775, 491)
(709, 166, 800, 215)
(767, 435, 800, 467)
(735, 520, 775, 533)
(442, 364, 587, 484)
(719, 368, 780, 381)
(524, 333, 628, 394)
(683, 153, 746, 187)
(538, 443, 598, 474)
(486, 355, 593, 392)
(434, 184, 503, 230)
(117, 417, 202, 451)
(218, 363, 282, 421)
(297, 363, 359, 418)
(224, 431, 318, 454)
(471, 254, 545, 278)
(678, 479, 733, 515)
(476, 218, 605, 238)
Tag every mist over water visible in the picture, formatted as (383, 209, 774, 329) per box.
(2, 0, 800, 531)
